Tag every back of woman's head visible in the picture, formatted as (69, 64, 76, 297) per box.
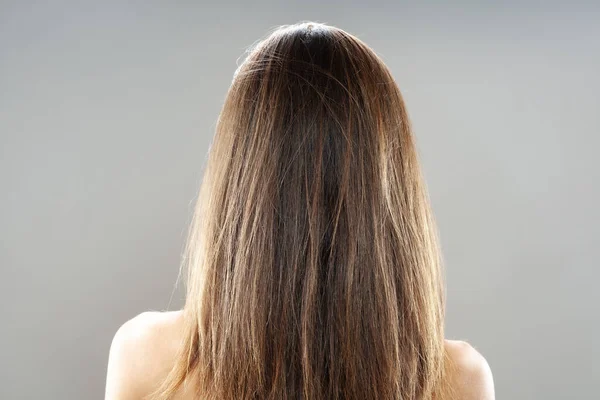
(155, 21, 445, 400)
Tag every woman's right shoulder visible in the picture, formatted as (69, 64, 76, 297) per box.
(441, 339, 495, 400)
(105, 310, 185, 399)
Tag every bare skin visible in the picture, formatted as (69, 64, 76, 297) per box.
(105, 311, 495, 399)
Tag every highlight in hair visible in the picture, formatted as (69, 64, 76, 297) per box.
(152, 21, 446, 400)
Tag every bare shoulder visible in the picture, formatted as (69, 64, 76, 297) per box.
(442, 339, 495, 400)
(105, 310, 184, 400)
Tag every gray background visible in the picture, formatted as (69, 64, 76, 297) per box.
(1, 1, 598, 399)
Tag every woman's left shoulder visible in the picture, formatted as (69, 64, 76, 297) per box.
(105, 310, 184, 399)
(442, 339, 495, 400)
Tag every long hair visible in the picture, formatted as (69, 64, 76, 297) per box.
(153, 21, 446, 400)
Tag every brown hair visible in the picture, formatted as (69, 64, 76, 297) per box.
(153, 21, 446, 400)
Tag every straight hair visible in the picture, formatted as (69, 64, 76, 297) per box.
(152, 21, 447, 400)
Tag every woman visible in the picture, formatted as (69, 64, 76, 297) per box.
(105, 22, 494, 399)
